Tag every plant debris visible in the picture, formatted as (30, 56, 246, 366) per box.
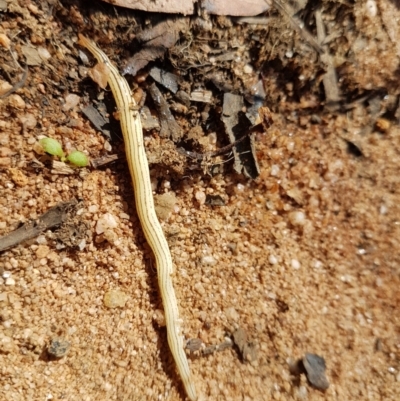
(147, 82, 183, 141)
(0, 200, 77, 252)
(149, 67, 181, 94)
(123, 18, 189, 76)
(186, 337, 233, 356)
(222, 93, 260, 179)
(81, 104, 111, 139)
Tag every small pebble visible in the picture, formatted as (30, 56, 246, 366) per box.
(269, 255, 278, 265)
(225, 306, 240, 322)
(270, 165, 280, 176)
(366, 0, 377, 18)
(96, 213, 118, 235)
(19, 113, 37, 129)
(62, 94, 80, 112)
(0, 80, 12, 97)
(236, 183, 245, 192)
(285, 50, 293, 58)
(36, 235, 47, 245)
(291, 259, 301, 269)
(77, 239, 86, 251)
(36, 245, 50, 259)
(37, 46, 51, 61)
(296, 385, 308, 400)
(88, 204, 99, 213)
(8, 168, 29, 187)
(289, 211, 306, 226)
(8, 94, 25, 109)
(47, 337, 71, 358)
(5, 277, 15, 286)
(243, 64, 253, 74)
(201, 255, 217, 266)
(0, 33, 10, 49)
(0, 146, 14, 157)
(103, 140, 112, 152)
(303, 353, 330, 390)
(195, 190, 206, 205)
(103, 289, 128, 308)
(379, 204, 388, 215)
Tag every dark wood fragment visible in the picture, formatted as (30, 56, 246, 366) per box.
(148, 83, 183, 141)
(81, 104, 111, 139)
(123, 18, 189, 76)
(0, 200, 77, 252)
(91, 154, 119, 168)
(222, 93, 260, 179)
(149, 67, 181, 94)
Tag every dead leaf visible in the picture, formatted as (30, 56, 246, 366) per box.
(123, 18, 189, 76)
(88, 62, 110, 89)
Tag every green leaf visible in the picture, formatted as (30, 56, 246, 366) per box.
(39, 137, 64, 158)
(66, 151, 89, 167)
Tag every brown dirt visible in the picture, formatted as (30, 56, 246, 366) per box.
(0, 1, 399, 400)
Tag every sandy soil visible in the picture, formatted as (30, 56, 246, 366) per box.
(0, 1, 399, 400)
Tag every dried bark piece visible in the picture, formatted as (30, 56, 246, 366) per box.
(101, 0, 195, 15)
(100, 0, 271, 16)
(222, 93, 260, 179)
(315, 9, 340, 110)
(148, 83, 183, 141)
(149, 67, 181, 94)
(88, 62, 110, 90)
(81, 104, 111, 139)
(190, 89, 213, 103)
(202, 0, 271, 16)
(123, 18, 189, 76)
(51, 160, 75, 175)
(0, 200, 77, 252)
(91, 154, 119, 168)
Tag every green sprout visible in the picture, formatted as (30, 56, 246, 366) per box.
(39, 137, 64, 158)
(66, 150, 89, 167)
(38, 137, 89, 168)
